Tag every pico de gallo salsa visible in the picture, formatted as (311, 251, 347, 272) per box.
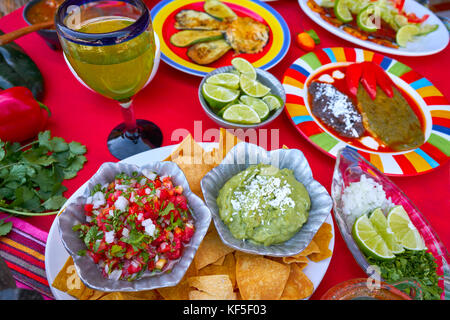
(72, 170, 195, 281)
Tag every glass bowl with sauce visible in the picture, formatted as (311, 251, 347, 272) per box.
(23, 0, 64, 50)
(320, 278, 421, 300)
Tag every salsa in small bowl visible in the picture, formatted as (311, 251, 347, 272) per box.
(58, 161, 211, 292)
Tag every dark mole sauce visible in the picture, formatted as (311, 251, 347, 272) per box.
(307, 65, 426, 153)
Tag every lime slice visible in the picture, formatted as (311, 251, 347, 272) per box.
(231, 57, 257, 80)
(202, 83, 240, 109)
(396, 24, 420, 47)
(222, 104, 261, 124)
(352, 214, 395, 260)
(357, 4, 379, 33)
(417, 24, 438, 36)
(216, 100, 236, 117)
(334, 0, 353, 23)
(387, 206, 426, 251)
(240, 75, 271, 98)
(240, 95, 270, 120)
(262, 94, 283, 111)
(369, 208, 404, 254)
(394, 14, 408, 29)
(206, 72, 240, 90)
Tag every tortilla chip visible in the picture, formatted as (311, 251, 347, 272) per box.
(88, 290, 107, 300)
(217, 128, 242, 164)
(295, 261, 309, 271)
(203, 147, 219, 166)
(157, 262, 197, 300)
(198, 253, 236, 288)
(280, 264, 314, 300)
(282, 255, 309, 265)
(308, 223, 333, 262)
(172, 155, 215, 198)
(282, 240, 320, 265)
(164, 133, 204, 163)
(99, 292, 124, 300)
(235, 254, 290, 300)
(120, 290, 162, 300)
(212, 255, 225, 266)
(194, 229, 234, 270)
(52, 257, 74, 292)
(188, 275, 236, 300)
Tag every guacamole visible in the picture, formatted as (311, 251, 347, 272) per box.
(217, 164, 311, 246)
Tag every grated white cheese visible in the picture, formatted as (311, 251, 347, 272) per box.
(318, 74, 334, 83)
(332, 70, 345, 79)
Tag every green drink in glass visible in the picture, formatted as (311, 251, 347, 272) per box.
(56, 0, 162, 159)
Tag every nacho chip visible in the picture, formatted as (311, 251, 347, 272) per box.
(282, 255, 309, 265)
(295, 261, 309, 271)
(52, 257, 74, 292)
(164, 133, 204, 163)
(120, 290, 162, 300)
(194, 229, 234, 270)
(99, 292, 124, 300)
(157, 261, 197, 300)
(88, 290, 108, 300)
(280, 264, 314, 300)
(172, 155, 215, 198)
(212, 255, 225, 266)
(308, 223, 333, 262)
(282, 240, 320, 265)
(235, 254, 290, 300)
(198, 253, 236, 287)
(217, 128, 242, 164)
(188, 275, 236, 300)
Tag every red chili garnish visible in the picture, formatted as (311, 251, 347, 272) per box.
(345, 62, 363, 97)
(372, 63, 394, 98)
(361, 62, 377, 100)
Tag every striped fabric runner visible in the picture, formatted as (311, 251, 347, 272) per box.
(0, 213, 53, 299)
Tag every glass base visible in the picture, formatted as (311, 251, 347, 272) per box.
(107, 119, 163, 160)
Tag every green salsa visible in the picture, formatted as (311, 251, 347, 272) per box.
(217, 164, 311, 246)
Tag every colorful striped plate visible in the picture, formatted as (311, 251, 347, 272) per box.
(150, 0, 290, 76)
(282, 47, 450, 176)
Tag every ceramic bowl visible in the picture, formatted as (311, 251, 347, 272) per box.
(58, 161, 211, 292)
(200, 142, 332, 256)
(198, 66, 286, 129)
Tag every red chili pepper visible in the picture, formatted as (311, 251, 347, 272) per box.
(0, 87, 50, 142)
(346, 62, 363, 97)
(361, 62, 377, 100)
(372, 63, 394, 98)
(391, 0, 405, 12)
(405, 12, 429, 24)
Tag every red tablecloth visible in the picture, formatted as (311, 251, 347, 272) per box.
(0, 0, 449, 300)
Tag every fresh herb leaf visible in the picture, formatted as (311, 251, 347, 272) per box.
(0, 220, 12, 236)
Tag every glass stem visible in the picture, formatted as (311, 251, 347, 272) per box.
(119, 100, 139, 140)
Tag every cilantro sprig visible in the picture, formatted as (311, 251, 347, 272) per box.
(0, 131, 87, 228)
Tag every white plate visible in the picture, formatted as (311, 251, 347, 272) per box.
(298, 0, 449, 56)
(44, 143, 334, 300)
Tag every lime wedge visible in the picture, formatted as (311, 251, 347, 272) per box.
(396, 24, 420, 47)
(262, 94, 283, 111)
(240, 74, 271, 98)
(369, 208, 404, 254)
(206, 72, 240, 90)
(222, 104, 261, 124)
(417, 24, 438, 36)
(240, 95, 270, 120)
(231, 57, 257, 80)
(334, 0, 353, 23)
(352, 214, 395, 260)
(357, 4, 379, 33)
(202, 83, 240, 109)
(387, 206, 426, 251)
(394, 14, 408, 29)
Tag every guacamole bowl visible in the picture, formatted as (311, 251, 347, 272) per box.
(58, 161, 211, 292)
(200, 142, 333, 257)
